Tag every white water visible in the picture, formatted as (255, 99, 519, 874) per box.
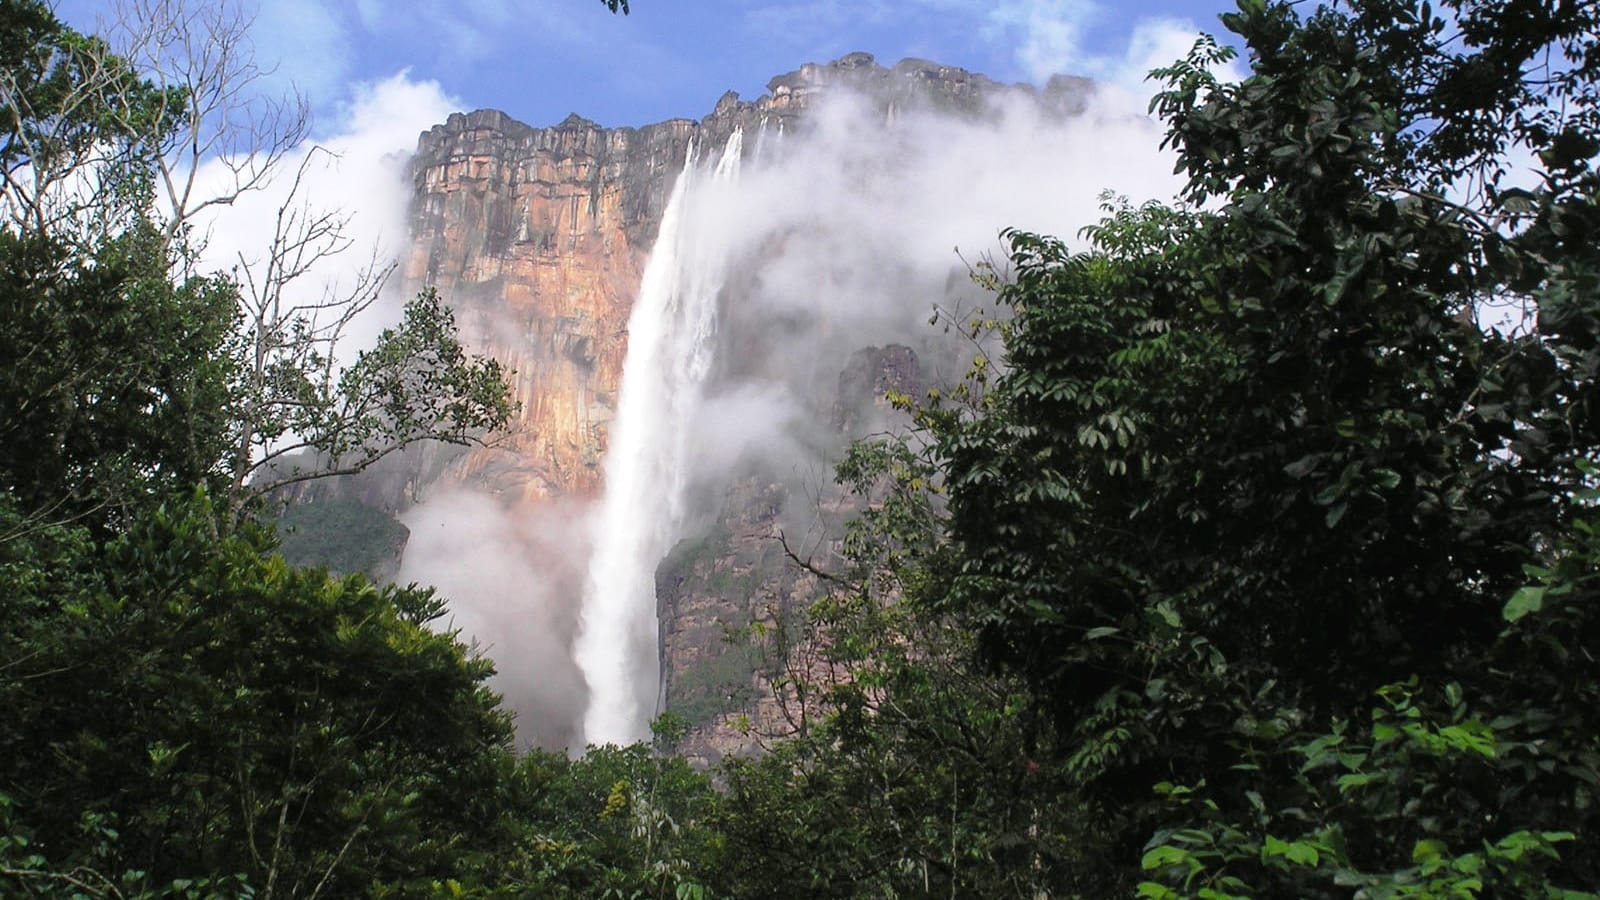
(573, 129, 744, 746)
(753, 117, 770, 165)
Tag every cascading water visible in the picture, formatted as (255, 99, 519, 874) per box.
(573, 129, 744, 747)
(753, 117, 769, 165)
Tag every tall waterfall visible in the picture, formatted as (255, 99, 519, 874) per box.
(574, 129, 744, 747)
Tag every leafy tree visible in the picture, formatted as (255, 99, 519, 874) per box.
(0, 224, 237, 530)
(492, 740, 720, 898)
(707, 439, 1109, 898)
(0, 0, 181, 244)
(0, 3, 692, 897)
(0, 789, 252, 899)
(694, 0, 1599, 894)
(0, 3, 515, 535)
(274, 496, 409, 580)
(0, 490, 521, 896)
(901, 0, 1600, 893)
(233, 285, 513, 505)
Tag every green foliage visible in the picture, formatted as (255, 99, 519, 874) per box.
(0, 0, 183, 243)
(0, 4, 235, 531)
(711, 437, 1104, 898)
(715, 611, 1088, 897)
(708, 1, 1600, 895)
(494, 744, 721, 898)
(911, 0, 1600, 893)
(0, 227, 237, 531)
(669, 643, 761, 729)
(0, 490, 520, 895)
(7, 0, 1600, 894)
(1, 790, 253, 899)
(1137, 677, 1596, 898)
(242, 287, 515, 504)
(0, 4, 515, 531)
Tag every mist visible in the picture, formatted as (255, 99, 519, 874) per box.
(396, 490, 592, 751)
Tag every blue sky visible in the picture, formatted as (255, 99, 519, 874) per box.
(56, 0, 1239, 133)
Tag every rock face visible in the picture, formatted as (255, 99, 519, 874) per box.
(401, 109, 690, 500)
(324, 52, 1092, 757)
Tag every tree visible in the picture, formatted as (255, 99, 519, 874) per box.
(0, 218, 239, 531)
(906, 0, 1599, 892)
(0, 1, 696, 894)
(701, 438, 1107, 898)
(0, 1, 514, 529)
(226, 270, 513, 505)
(496, 741, 720, 898)
(0, 490, 522, 896)
(0, 0, 182, 245)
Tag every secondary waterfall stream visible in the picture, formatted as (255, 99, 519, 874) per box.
(573, 130, 745, 746)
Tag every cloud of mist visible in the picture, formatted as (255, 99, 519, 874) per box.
(983, 0, 1101, 83)
(397, 490, 593, 751)
(674, 82, 1186, 485)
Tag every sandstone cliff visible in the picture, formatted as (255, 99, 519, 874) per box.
(287, 53, 1091, 756)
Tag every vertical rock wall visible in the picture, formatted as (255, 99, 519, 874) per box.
(364, 54, 1092, 757)
(402, 110, 694, 499)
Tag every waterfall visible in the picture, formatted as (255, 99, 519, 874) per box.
(573, 129, 744, 747)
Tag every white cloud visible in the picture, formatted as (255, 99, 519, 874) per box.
(331, 69, 460, 151)
(1094, 16, 1248, 112)
(188, 71, 461, 358)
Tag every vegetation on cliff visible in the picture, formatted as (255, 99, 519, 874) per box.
(3, 0, 1599, 897)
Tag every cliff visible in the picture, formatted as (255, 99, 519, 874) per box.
(287, 52, 1092, 756)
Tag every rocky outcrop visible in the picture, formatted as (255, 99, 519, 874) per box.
(833, 344, 923, 433)
(400, 110, 691, 499)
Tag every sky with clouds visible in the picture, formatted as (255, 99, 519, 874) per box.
(54, 0, 1239, 134)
